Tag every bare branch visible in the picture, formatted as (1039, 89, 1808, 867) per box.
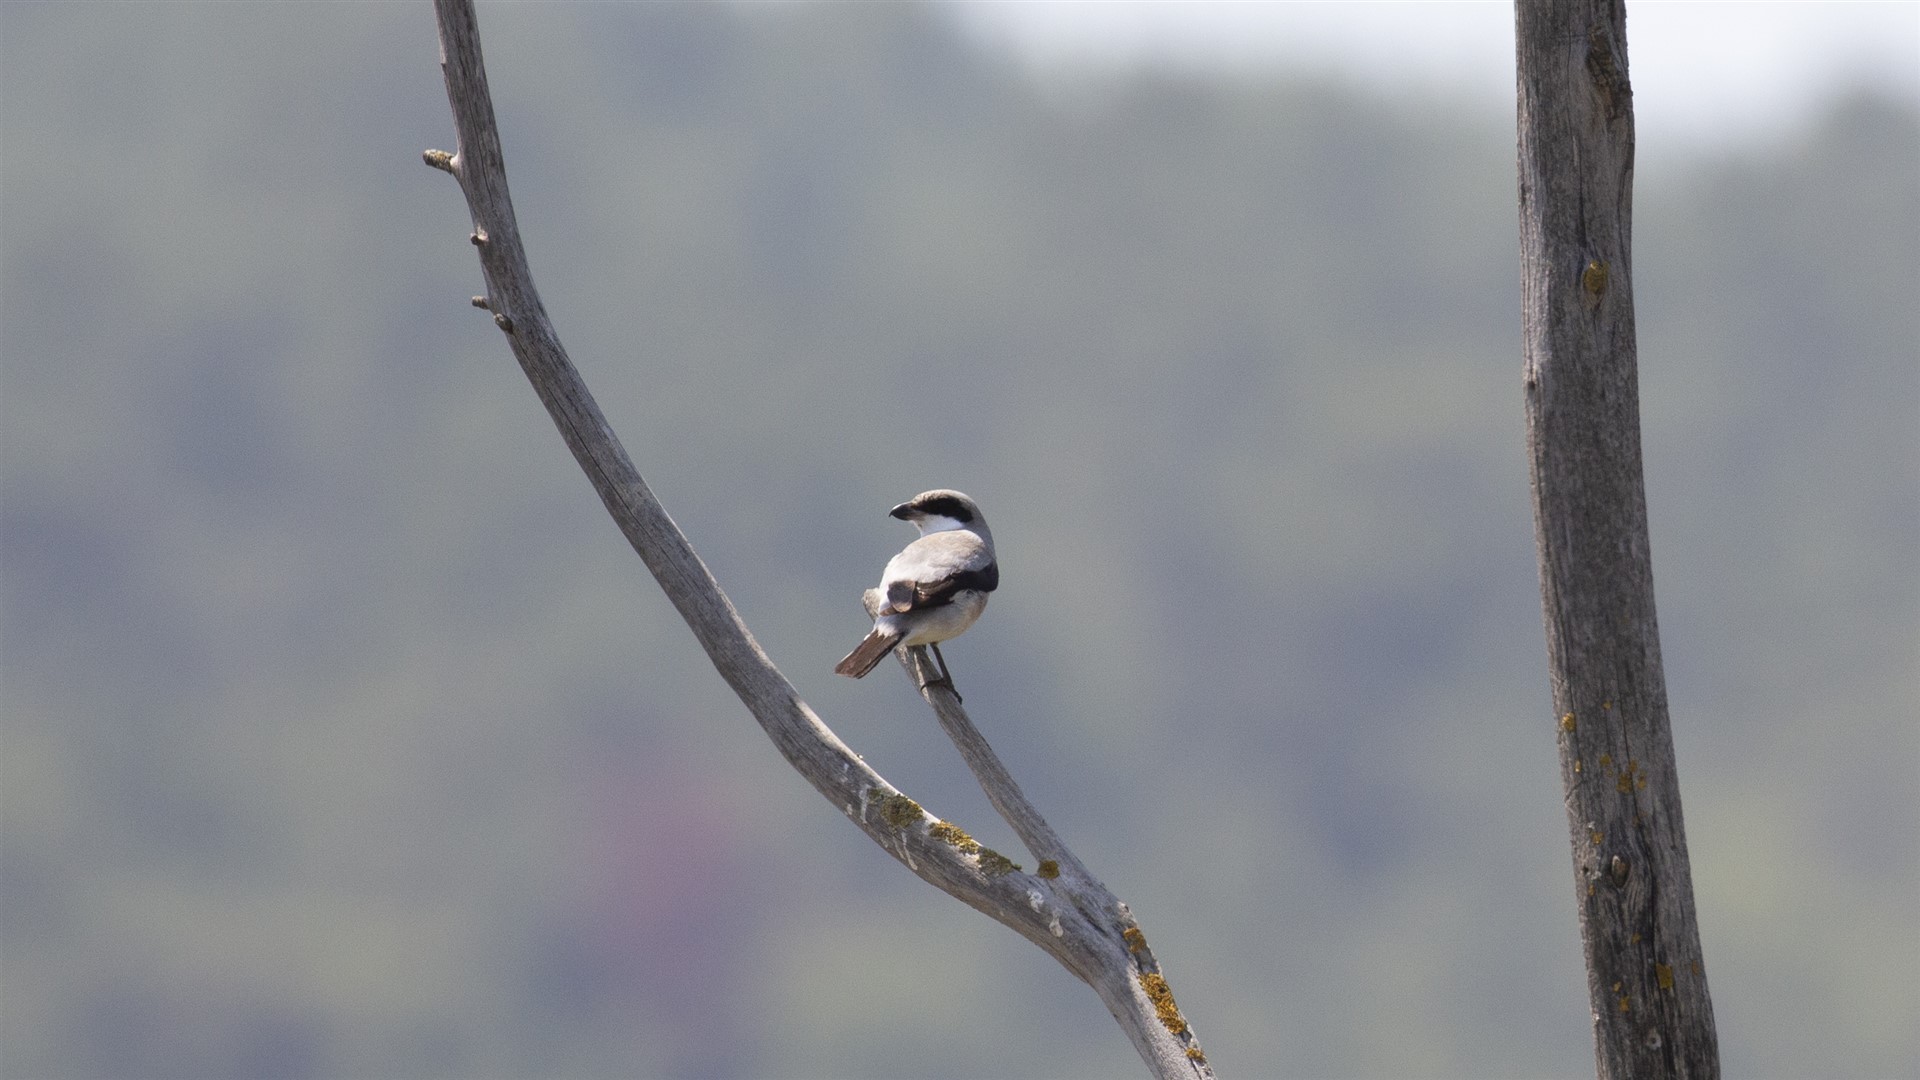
(1514, 2, 1718, 1076)
(901, 649, 1093, 881)
(424, 2, 1211, 1075)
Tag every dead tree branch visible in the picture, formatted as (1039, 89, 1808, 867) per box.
(1514, 2, 1719, 1076)
(424, 2, 1210, 1075)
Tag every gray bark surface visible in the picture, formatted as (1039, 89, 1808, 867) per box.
(1514, 2, 1719, 1077)
(424, 2, 1212, 1075)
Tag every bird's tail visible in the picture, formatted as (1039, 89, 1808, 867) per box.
(834, 629, 903, 678)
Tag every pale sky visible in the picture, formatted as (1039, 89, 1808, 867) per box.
(950, 1, 1920, 148)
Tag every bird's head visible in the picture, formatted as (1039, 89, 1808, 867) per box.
(890, 489, 985, 537)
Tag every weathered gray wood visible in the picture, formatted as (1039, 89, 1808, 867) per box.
(1514, 3, 1719, 1077)
(424, 2, 1211, 1075)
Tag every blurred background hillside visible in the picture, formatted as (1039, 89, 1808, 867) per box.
(2, 2, 1915, 1078)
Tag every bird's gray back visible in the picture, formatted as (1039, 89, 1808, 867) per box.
(882, 530, 994, 613)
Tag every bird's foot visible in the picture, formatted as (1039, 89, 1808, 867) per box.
(917, 673, 962, 704)
(914, 645, 962, 703)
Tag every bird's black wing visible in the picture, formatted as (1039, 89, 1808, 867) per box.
(882, 532, 997, 613)
(910, 562, 998, 608)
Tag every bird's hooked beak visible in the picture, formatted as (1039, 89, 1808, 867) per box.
(888, 502, 915, 521)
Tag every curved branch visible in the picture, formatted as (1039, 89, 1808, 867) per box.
(425, 2, 1212, 1075)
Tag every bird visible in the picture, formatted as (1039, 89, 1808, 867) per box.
(834, 489, 998, 694)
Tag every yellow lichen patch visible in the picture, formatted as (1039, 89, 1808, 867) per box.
(1599, 753, 1613, 770)
(1622, 758, 1643, 790)
(1617, 771, 1634, 794)
(1656, 963, 1674, 990)
(977, 848, 1019, 876)
(1589, 828, 1605, 845)
(1602, 700, 1612, 711)
(1185, 1046, 1207, 1063)
(1035, 860, 1060, 879)
(1122, 927, 1148, 953)
(1573, 759, 1583, 773)
(1618, 995, 1631, 1013)
(928, 820, 981, 855)
(1560, 712, 1577, 732)
(873, 790, 923, 829)
(1138, 972, 1188, 1036)
(1583, 259, 1609, 295)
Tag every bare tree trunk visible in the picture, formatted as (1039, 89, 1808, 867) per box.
(422, 2, 1211, 1075)
(1514, 2, 1719, 1077)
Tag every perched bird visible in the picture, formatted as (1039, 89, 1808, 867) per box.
(834, 489, 998, 693)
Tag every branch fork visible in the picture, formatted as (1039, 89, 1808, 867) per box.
(425, 2, 1211, 1075)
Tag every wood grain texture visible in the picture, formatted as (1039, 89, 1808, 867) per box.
(426, 2, 1211, 1075)
(1514, 2, 1719, 1077)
